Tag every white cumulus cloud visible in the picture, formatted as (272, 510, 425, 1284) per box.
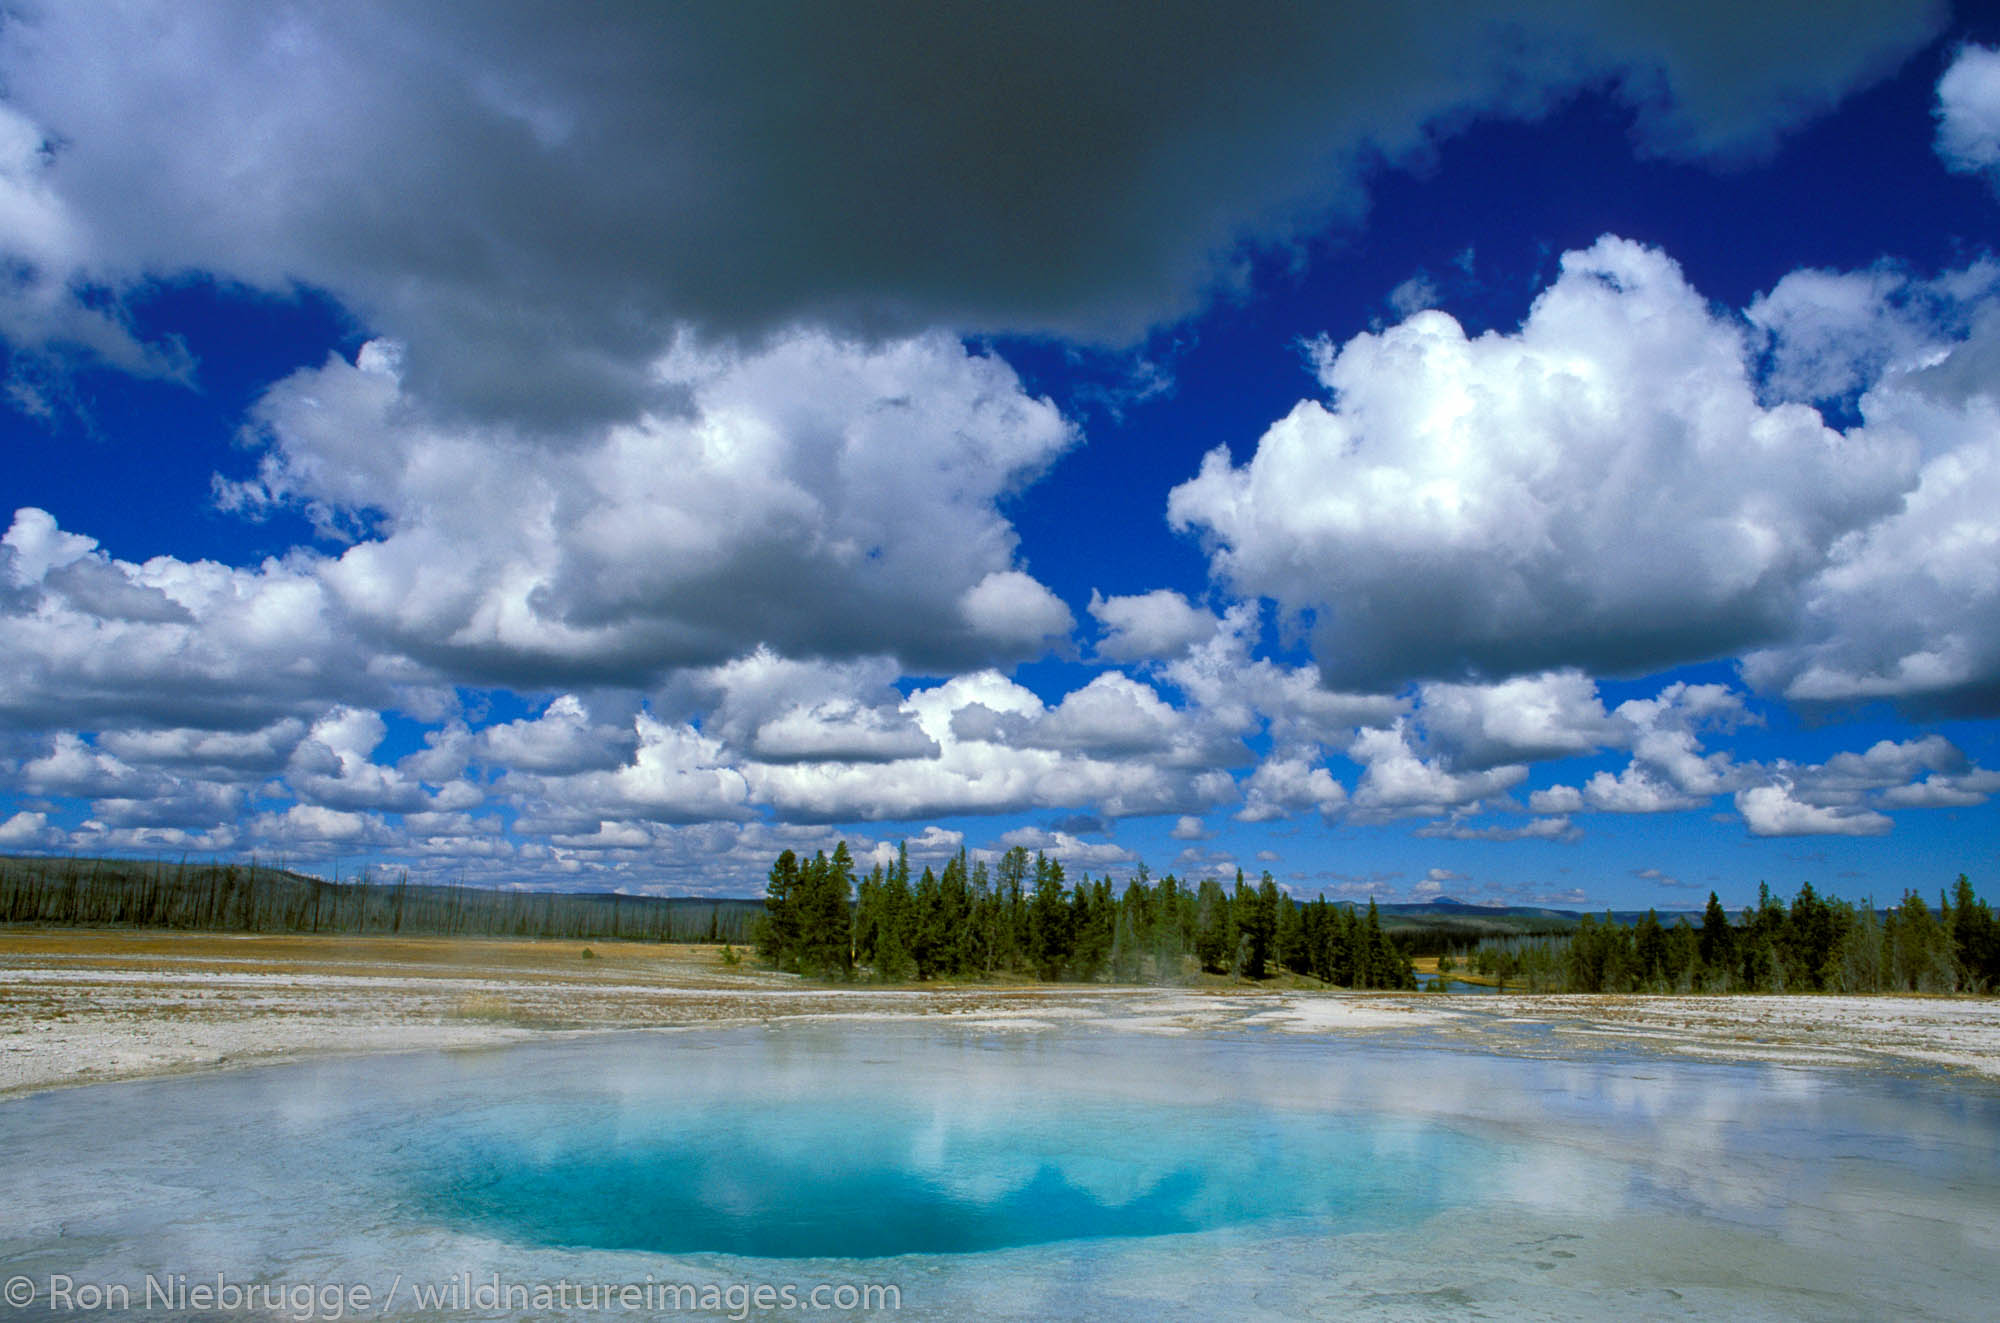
(1936, 43, 2000, 181)
(1347, 722, 1526, 819)
(1735, 781, 1893, 837)
(1088, 589, 1220, 663)
(1170, 237, 1913, 690)
(231, 330, 1078, 682)
(1415, 670, 1626, 770)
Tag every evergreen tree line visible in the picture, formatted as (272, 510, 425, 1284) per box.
(0, 855, 761, 942)
(757, 842, 1416, 988)
(1464, 877, 1999, 994)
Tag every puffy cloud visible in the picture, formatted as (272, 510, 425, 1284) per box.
(1, 508, 416, 732)
(1415, 670, 1625, 770)
(19, 733, 151, 798)
(0, 3, 1940, 423)
(903, 826, 969, 862)
(395, 722, 477, 786)
(1747, 261, 2000, 410)
(0, 809, 59, 848)
(1533, 680, 1747, 813)
(1734, 781, 1893, 837)
(1088, 589, 1219, 663)
(1936, 44, 2000, 181)
(283, 707, 460, 814)
(246, 804, 393, 853)
(235, 330, 1076, 681)
(1347, 722, 1526, 819)
(97, 720, 307, 779)
(1748, 734, 1999, 818)
(1, 507, 93, 582)
(1, 5, 1983, 887)
(1806, 734, 1966, 797)
(747, 702, 941, 766)
(1170, 815, 1211, 841)
(1528, 784, 1587, 814)
(398, 811, 504, 842)
(1616, 683, 1746, 794)
(90, 783, 245, 830)
(508, 714, 752, 826)
(1171, 237, 1915, 690)
(1741, 285, 2000, 713)
(1014, 673, 1201, 760)
(1172, 845, 1240, 881)
(991, 828, 1135, 872)
(1386, 272, 1441, 319)
(11, 732, 250, 834)
(687, 651, 925, 764)
(477, 696, 639, 775)
(1758, 441, 2000, 711)
(0, 105, 191, 393)
(1159, 603, 1404, 746)
(44, 557, 192, 625)
(1574, 767, 1707, 814)
(70, 823, 240, 857)
(1880, 768, 2000, 808)
(1235, 754, 1348, 823)
(1414, 816, 1579, 842)
(958, 572, 1075, 657)
(746, 669, 1236, 823)
(1714, 735, 1998, 835)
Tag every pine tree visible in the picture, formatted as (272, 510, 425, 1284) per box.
(997, 846, 1031, 972)
(1070, 876, 1115, 980)
(1028, 853, 1071, 980)
(1830, 898, 1884, 991)
(851, 862, 885, 968)
(758, 849, 802, 969)
(791, 845, 855, 978)
(1236, 872, 1278, 979)
(1664, 918, 1699, 990)
(1738, 883, 1786, 991)
(911, 864, 944, 979)
(1566, 913, 1605, 991)
(1112, 877, 1152, 981)
(1633, 909, 1667, 988)
(1699, 891, 1735, 987)
(1194, 878, 1235, 973)
(1276, 889, 1309, 976)
(875, 864, 915, 981)
(1151, 873, 1188, 973)
(938, 850, 973, 975)
(1887, 889, 1953, 991)
(1783, 881, 1843, 991)
(1949, 874, 1998, 990)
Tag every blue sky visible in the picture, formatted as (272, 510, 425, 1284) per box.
(4, 2, 2000, 908)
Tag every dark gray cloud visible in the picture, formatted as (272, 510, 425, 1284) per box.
(0, 0, 1943, 427)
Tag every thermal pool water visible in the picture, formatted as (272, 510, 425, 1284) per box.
(2, 1021, 1996, 1320)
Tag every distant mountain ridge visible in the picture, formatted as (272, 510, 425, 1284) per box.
(1364, 896, 1703, 924)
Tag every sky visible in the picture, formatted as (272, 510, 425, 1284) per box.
(4, 1, 2000, 910)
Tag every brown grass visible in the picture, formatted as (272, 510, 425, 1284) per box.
(0, 927, 764, 987)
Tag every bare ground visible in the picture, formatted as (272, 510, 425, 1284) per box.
(2, 928, 1995, 1096)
